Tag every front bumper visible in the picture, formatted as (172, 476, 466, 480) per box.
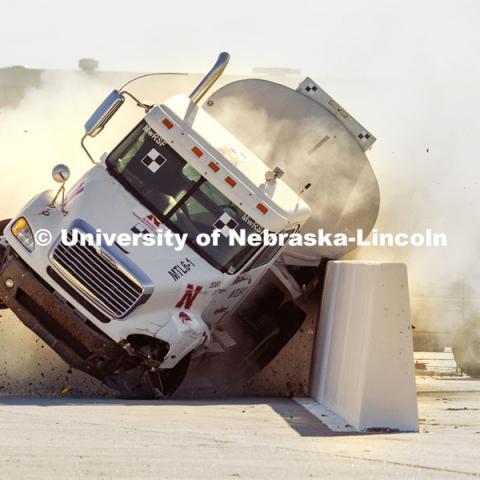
(0, 247, 127, 379)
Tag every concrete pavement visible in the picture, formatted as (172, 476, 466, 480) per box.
(0, 376, 479, 479)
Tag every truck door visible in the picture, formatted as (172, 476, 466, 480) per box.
(202, 227, 296, 326)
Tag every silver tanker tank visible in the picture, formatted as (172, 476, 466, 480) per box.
(204, 78, 380, 266)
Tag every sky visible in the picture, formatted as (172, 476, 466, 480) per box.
(0, 0, 478, 78)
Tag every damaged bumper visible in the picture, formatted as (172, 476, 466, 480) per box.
(0, 247, 126, 380)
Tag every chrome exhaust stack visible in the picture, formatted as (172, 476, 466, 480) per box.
(189, 52, 230, 105)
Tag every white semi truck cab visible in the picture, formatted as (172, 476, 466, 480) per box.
(0, 53, 380, 397)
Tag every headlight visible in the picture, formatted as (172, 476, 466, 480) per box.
(11, 217, 34, 252)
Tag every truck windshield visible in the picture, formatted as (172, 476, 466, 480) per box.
(106, 121, 264, 272)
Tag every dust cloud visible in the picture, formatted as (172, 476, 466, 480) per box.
(341, 72, 480, 340)
(0, 66, 475, 396)
(0, 70, 148, 220)
(0, 70, 156, 395)
(205, 74, 479, 343)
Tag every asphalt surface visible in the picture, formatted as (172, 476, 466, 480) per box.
(0, 376, 478, 479)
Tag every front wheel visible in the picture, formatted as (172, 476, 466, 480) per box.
(103, 335, 192, 399)
(104, 353, 192, 399)
(453, 319, 480, 378)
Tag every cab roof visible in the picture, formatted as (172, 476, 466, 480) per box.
(145, 95, 311, 232)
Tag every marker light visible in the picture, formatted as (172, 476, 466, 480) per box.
(162, 118, 174, 129)
(225, 176, 236, 187)
(192, 146, 203, 157)
(256, 203, 268, 214)
(208, 162, 220, 172)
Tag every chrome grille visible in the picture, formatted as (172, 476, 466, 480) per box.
(51, 231, 144, 318)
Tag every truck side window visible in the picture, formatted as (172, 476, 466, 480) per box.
(245, 227, 297, 271)
(169, 182, 261, 272)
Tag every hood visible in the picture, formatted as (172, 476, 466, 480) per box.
(61, 165, 217, 286)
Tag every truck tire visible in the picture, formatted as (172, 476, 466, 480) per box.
(453, 321, 480, 378)
(227, 300, 306, 382)
(104, 351, 192, 399)
(0, 218, 11, 309)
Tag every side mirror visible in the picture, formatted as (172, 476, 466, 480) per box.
(84, 90, 125, 138)
(51, 164, 71, 183)
(49, 164, 71, 214)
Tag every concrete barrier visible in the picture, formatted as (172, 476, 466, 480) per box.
(310, 261, 418, 432)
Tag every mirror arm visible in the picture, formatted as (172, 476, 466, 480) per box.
(120, 90, 153, 112)
(81, 133, 97, 164)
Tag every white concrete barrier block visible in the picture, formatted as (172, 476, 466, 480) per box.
(310, 261, 418, 432)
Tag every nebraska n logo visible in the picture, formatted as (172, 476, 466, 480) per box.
(175, 284, 203, 310)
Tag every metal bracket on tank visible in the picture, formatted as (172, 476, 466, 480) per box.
(297, 78, 376, 151)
